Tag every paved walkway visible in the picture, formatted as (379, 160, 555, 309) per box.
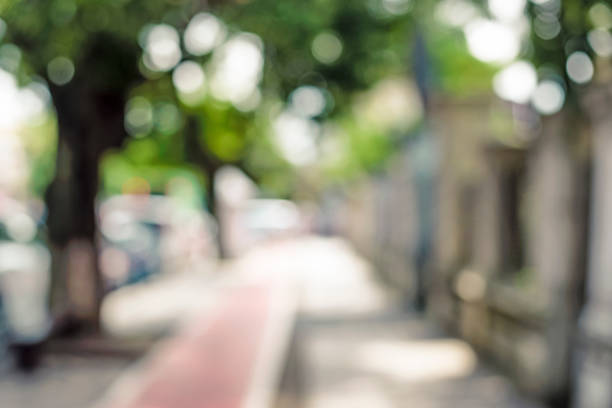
(0, 236, 545, 408)
(239, 237, 544, 408)
(98, 283, 291, 408)
(0, 354, 132, 408)
(279, 312, 544, 408)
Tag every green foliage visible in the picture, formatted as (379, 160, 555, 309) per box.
(317, 114, 393, 186)
(2, 0, 193, 71)
(218, 0, 414, 111)
(521, 0, 608, 108)
(3, 0, 447, 202)
(100, 150, 205, 206)
(427, 26, 497, 97)
(21, 114, 58, 196)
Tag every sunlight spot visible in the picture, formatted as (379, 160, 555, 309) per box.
(6, 212, 37, 243)
(47, 56, 75, 85)
(531, 0, 561, 15)
(125, 96, 153, 136)
(50, 0, 77, 26)
(209, 33, 264, 107)
(234, 88, 262, 112)
(534, 12, 561, 40)
(435, 0, 481, 27)
(589, 3, 612, 30)
(353, 77, 422, 131)
(531, 80, 565, 115)
(0, 44, 21, 73)
(588, 29, 612, 57)
(355, 339, 477, 382)
(309, 379, 394, 408)
(566, 51, 594, 84)
(155, 102, 182, 134)
(143, 24, 181, 72)
(464, 19, 520, 64)
(273, 111, 319, 167)
(18, 82, 50, 124)
(0, 69, 19, 128)
(184, 13, 227, 56)
(289, 86, 327, 118)
(0, 69, 50, 128)
(173, 61, 205, 94)
(320, 125, 348, 165)
(455, 269, 487, 301)
(0, 18, 6, 41)
(381, 0, 413, 16)
(493, 60, 537, 104)
(216, 166, 258, 207)
(488, 0, 526, 22)
(312, 32, 343, 65)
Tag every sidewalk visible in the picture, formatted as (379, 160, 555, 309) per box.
(281, 312, 544, 408)
(237, 237, 544, 408)
(0, 236, 546, 408)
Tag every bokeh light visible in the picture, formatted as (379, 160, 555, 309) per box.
(380, 0, 413, 16)
(488, 0, 526, 22)
(0, 68, 50, 128)
(435, 0, 480, 27)
(273, 111, 319, 166)
(143, 24, 182, 72)
(289, 86, 328, 118)
(531, 79, 565, 115)
(493, 60, 537, 104)
(354, 77, 422, 131)
(173, 60, 205, 94)
(154, 102, 182, 134)
(6, 213, 37, 243)
(464, 19, 520, 64)
(311, 32, 343, 65)
(534, 12, 561, 40)
(566, 51, 594, 84)
(125, 96, 154, 137)
(184, 13, 227, 56)
(532, 0, 561, 15)
(173, 61, 207, 106)
(0, 18, 6, 41)
(0, 135, 29, 193)
(589, 3, 612, 30)
(233, 88, 262, 112)
(50, 0, 77, 26)
(19, 82, 50, 123)
(1, 2, 607, 406)
(0, 44, 21, 73)
(209, 33, 264, 106)
(588, 29, 612, 57)
(47, 56, 75, 85)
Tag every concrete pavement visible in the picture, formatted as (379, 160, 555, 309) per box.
(0, 235, 546, 408)
(241, 236, 544, 408)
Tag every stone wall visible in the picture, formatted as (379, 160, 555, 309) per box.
(430, 102, 591, 404)
(319, 95, 596, 406)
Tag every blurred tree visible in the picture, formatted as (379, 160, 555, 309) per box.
(1, 0, 205, 331)
(101, 0, 424, 245)
(214, 0, 424, 185)
(443, 0, 604, 113)
(0, 0, 439, 331)
(526, 0, 604, 108)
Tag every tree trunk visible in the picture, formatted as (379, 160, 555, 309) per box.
(45, 33, 139, 334)
(184, 116, 227, 258)
(46, 103, 103, 332)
